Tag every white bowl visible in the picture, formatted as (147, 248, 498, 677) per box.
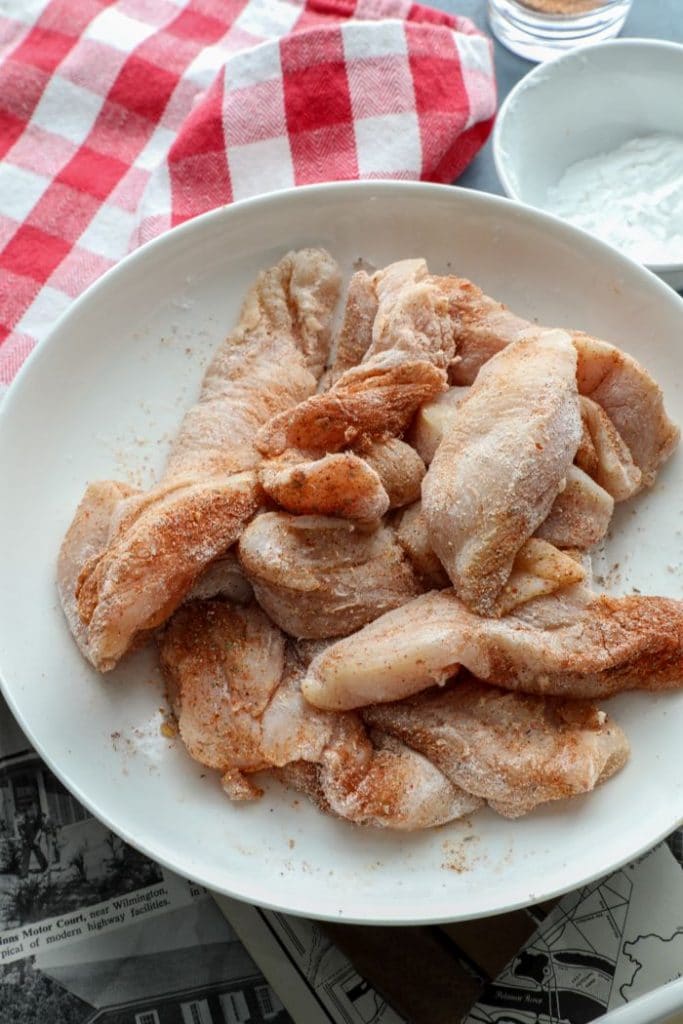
(493, 39, 683, 290)
(0, 182, 682, 924)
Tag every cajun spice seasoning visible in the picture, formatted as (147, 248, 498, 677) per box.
(517, 0, 605, 12)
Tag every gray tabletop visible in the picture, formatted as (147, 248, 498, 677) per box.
(429, 0, 683, 194)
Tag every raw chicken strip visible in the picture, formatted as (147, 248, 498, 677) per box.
(395, 506, 585, 600)
(256, 258, 461, 457)
(259, 438, 423, 520)
(167, 248, 340, 479)
(364, 678, 629, 817)
(160, 603, 475, 828)
(536, 465, 614, 549)
(441, 277, 531, 386)
(259, 642, 333, 768)
(438, 275, 678, 485)
(496, 538, 586, 616)
(575, 415, 599, 478)
(302, 591, 453, 710)
(263, 640, 479, 829)
(320, 270, 377, 388)
(410, 386, 469, 464)
(318, 719, 481, 829)
(57, 480, 138, 663)
(161, 604, 333, 797)
(422, 330, 582, 615)
(410, 388, 631, 529)
(395, 502, 449, 588)
(186, 550, 253, 604)
(238, 512, 422, 639)
(360, 438, 425, 508)
(67, 249, 341, 670)
(302, 586, 683, 709)
(275, 748, 481, 828)
(367, 259, 458, 369)
(259, 451, 390, 521)
(410, 400, 614, 552)
(574, 334, 679, 487)
(368, 259, 425, 340)
(578, 396, 641, 500)
(75, 473, 263, 672)
(160, 601, 286, 799)
(256, 351, 446, 457)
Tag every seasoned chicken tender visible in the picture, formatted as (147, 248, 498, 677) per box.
(186, 549, 253, 604)
(395, 502, 449, 588)
(302, 591, 464, 710)
(417, 278, 663, 501)
(160, 603, 331, 799)
(496, 538, 586, 615)
(360, 438, 425, 509)
(160, 601, 286, 799)
(259, 438, 423, 520)
(76, 473, 262, 671)
(318, 718, 481, 829)
(259, 450, 390, 521)
(256, 258, 461, 457)
(256, 351, 446, 457)
(302, 586, 683, 710)
(422, 329, 582, 615)
(443, 277, 532, 386)
(57, 480, 138, 664)
(259, 643, 333, 768)
(434, 274, 678, 486)
(160, 603, 474, 828)
(265, 640, 478, 829)
(411, 393, 615, 551)
(574, 334, 679, 487)
(321, 270, 377, 388)
(536, 465, 614, 549)
(364, 679, 629, 817)
(65, 249, 340, 671)
(238, 513, 422, 639)
(578, 395, 642, 500)
(409, 386, 469, 464)
(395, 507, 584, 603)
(367, 259, 458, 369)
(166, 248, 341, 480)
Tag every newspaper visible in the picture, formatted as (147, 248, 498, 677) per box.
(0, 689, 681, 1023)
(217, 896, 407, 1024)
(0, 693, 402, 1024)
(464, 840, 683, 1024)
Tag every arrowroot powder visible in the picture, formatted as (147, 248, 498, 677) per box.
(545, 134, 683, 265)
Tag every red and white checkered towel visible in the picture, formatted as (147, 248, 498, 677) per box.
(0, 0, 496, 393)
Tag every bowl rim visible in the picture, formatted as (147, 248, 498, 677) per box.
(492, 37, 683, 273)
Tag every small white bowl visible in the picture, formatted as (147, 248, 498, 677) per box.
(493, 39, 683, 290)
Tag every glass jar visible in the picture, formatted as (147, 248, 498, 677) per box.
(488, 0, 633, 62)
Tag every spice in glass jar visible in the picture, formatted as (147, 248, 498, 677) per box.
(517, 0, 604, 13)
(488, 0, 633, 61)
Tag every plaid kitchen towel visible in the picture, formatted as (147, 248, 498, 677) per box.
(0, 0, 496, 391)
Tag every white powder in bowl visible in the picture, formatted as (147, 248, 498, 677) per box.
(545, 133, 683, 266)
